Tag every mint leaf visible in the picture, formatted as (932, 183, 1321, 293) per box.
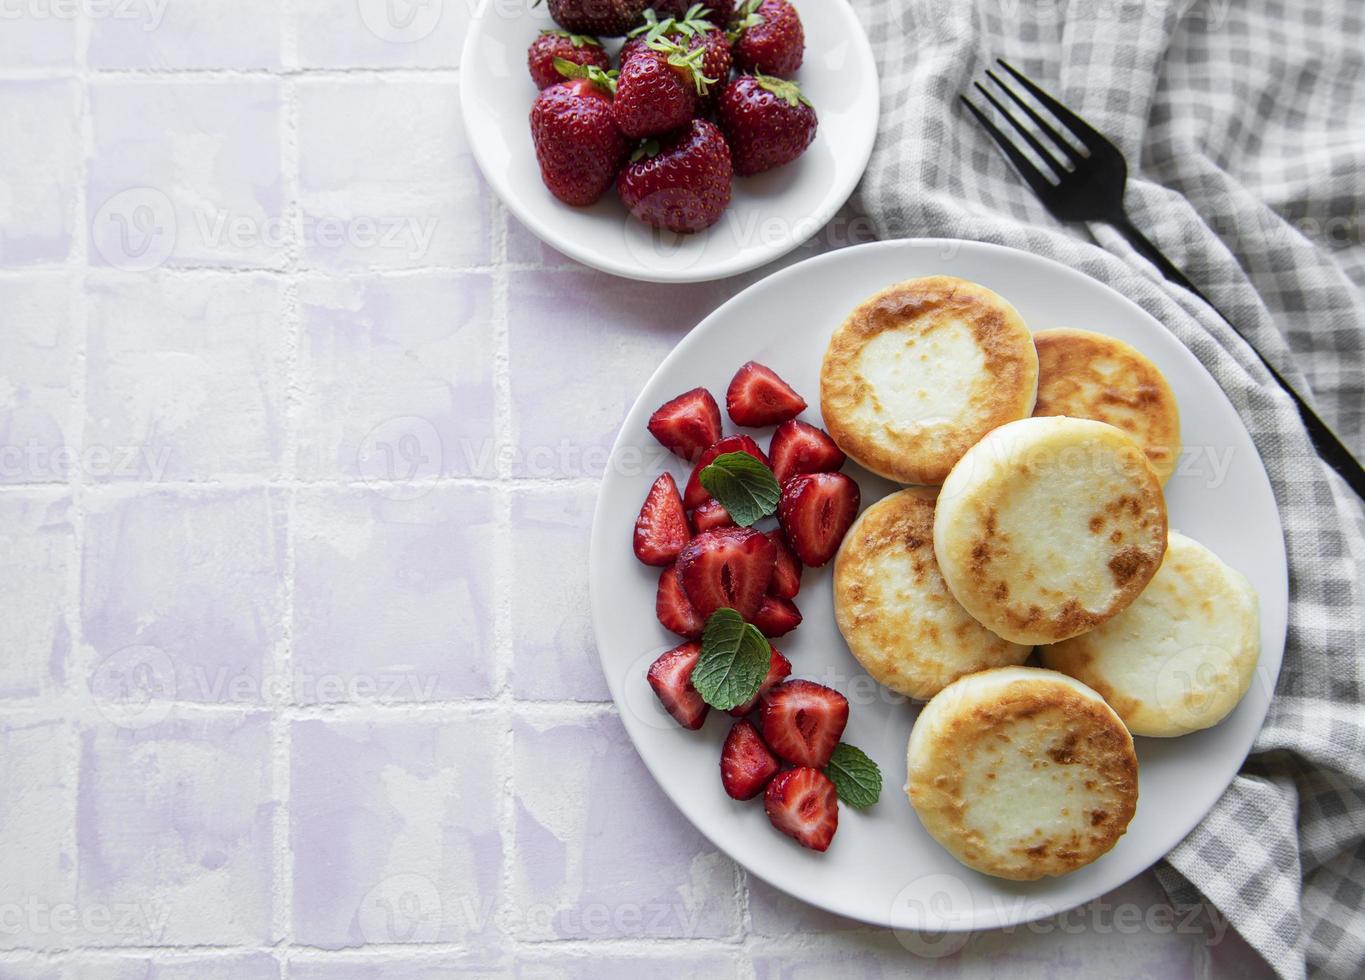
(699, 452, 780, 527)
(823, 743, 882, 809)
(693, 609, 770, 711)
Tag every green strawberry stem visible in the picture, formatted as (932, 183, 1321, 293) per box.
(627, 9, 676, 40)
(645, 35, 718, 95)
(754, 71, 812, 108)
(630, 138, 662, 163)
(727, 0, 765, 41)
(552, 57, 618, 94)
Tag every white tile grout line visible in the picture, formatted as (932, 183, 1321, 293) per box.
(489, 186, 522, 951)
(274, 2, 302, 972)
(57, 9, 94, 952)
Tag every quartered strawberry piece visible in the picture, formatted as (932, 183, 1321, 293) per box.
(752, 594, 801, 637)
(647, 641, 709, 730)
(633, 472, 691, 566)
(676, 526, 775, 621)
(720, 719, 781, 800)
(764, 766, 838, 851)
(765, 529, 803, 599)
(760, 679, 849, 768)
(727, 644, 792, 717)
(648, 386, 722, 463)
(725, 361, 807, 427)
(689, 497, 735, 533)
(656, 564, 704, 639)
(683, 434, 771, 509)
(777, 471, 860, 567)
(768, 419, 846, 485)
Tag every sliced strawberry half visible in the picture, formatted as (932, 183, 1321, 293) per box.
(726, 361, 807, 427)
(727, 644, 792, 716)
(769, 420, 847, 485)
(726, 357, 808, 423)
(683, 434, 771, 509)
(764, 766, 839, 852)
(760, 679, 849, 768)
(676, 527, 775, 621)
(633, 472, 690, 566)
(752, 595, 801, 637)
(720, 719, 781, 800)
(766, 530, 803, 599)
(689, 497, 735, 533)
(778, 471, 861, 567)
(656, 564, 704, 639)
(647, 641, 709, 730)
(648, 387, 722, 462)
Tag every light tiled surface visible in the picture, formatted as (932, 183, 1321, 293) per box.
(0, 7, 1272, 979)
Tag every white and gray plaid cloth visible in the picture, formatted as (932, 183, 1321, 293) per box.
(845, 1, 1365, 977)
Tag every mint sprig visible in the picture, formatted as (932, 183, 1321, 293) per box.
(699, 452, 780, 527)
(823, 743, 882, 809)
(692, 609, 770, 711)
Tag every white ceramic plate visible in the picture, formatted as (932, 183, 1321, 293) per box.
(588, 239, 1289, 932)
(459, 0, 879, 283)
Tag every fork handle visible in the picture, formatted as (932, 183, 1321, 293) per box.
(1112, 214, 1365, 501)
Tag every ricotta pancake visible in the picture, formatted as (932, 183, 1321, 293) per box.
(820, 276, 1038, 486)
(933, 416, 1167, 646)
(906, 666, 1138, 881)
(833, 488, 1030, 700)
(1041, 531, 1260, 737)
(1033, 328, 1181, 483)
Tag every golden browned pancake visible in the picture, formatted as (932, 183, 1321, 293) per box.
(833, 488, 1030, 700)
(820, 276, 1038, 486)
(906, 667, 1138, 880)
(1033, 328, 1181, 483)
(1041, 531, 1260, 737)
(933, 416, 1168, 646)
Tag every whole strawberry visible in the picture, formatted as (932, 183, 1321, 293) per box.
(625, 9, 737, 115)
(729, 0, 803, 77)
(545, 0, 649, 36)
(613, 35, 715, 139)
(718, 73, 817, 175)
(527, 30, 610, 89)
(618, 118, 733, 232)
(529, 64, 627, 206)
(623, 8, 732, 114)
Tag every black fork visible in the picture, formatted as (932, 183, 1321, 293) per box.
(962, 59, 1365, 500)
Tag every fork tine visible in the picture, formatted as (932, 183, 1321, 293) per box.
(973, 80, 1069, 174)
(983, 71, 1078, 166)
(995, 59, 1106, 152)
(959, 95, 1058, 199)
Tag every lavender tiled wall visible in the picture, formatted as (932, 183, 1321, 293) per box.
(0, 5, 1271, 978)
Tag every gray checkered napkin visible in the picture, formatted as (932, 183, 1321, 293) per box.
(845, 0, 1365, 976)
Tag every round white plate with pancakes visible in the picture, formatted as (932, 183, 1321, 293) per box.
(459, 0, 879, 283)
(588, 238, 1289, 932)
